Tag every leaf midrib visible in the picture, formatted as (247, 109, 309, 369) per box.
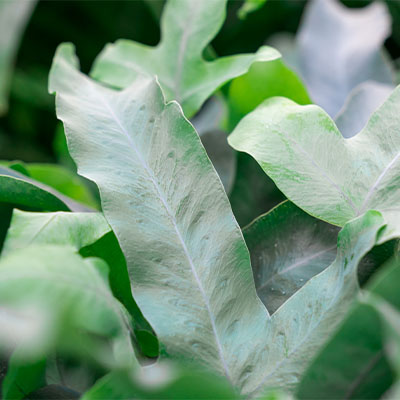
(280, 130, 357, 214)
(357, 151, 400, 215)
(93, 84, 231, 382)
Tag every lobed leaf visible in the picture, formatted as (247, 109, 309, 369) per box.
(49, 43, 269, 390)
(49, 43, 386, 395)
(90, 0, 280, 118)
(229, 87, 400, 243)
(251, 211, 385, 395)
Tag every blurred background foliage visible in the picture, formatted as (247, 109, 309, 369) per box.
(1, 0, 400, 165)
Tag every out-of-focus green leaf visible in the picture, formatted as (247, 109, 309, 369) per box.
(0, 245, 138, 370)
(2, 209, 156, 356)
(244, 201, 339, 314)
(229, 87, 400, 244)
(53, 123, 75, 169)
(24, 384, 80, 399)
(83, 361, 239, 400)
(49, 44, 386, 395)
(0, 165, 90, 212)
(3, 160, 98, 209)
(1, 210, 109, 257)
(229, 152, 285, 228)
(296, 302, 394, 399)
(297, 257, 400, 399)
(10, 67, 53, 110)
(23, 163, 99, 209)
(0, 0, 37, 115)
(1, 352, 46, 400)
(237, 0, 267, 20)
(90, 0, 280, 118)
(228, 59, 310, 129)
(142, 0, 164, 21)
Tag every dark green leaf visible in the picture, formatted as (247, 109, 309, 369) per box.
(0, 166, 91, 212)
(244, 201, 339, 314)
(229, 153, 285, 227)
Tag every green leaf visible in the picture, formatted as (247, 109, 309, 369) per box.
(1, 210, 110, 257)
(90, 0, 280, 117)
(82, 361, 239, 400)
(50, 42, 270, 392)
(49, 44, 385, 395)
(2, 209, 155, 356)
(0, 244, 138, 369)
(2, 160, 98, 209)
(251, 211, 385, 395)
(297, 257, 400, 399)
(237, 0, 267, 20)
(0, 0, 37, 115)
(229, 153, 285, 227)
(228, 87, 400, 243)
(227, 59, 310, 129)
(243, 201, 339, 314)
(23, 163, 99, 210)
(1, 353, 46, 400)
(0, 165, 91, 212)
(296, 302, 394, 399)
(367, 257, 400, 311)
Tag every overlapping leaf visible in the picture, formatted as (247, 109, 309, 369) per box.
(90, 0, 280, 118)
(0, 165, 91, 212)
(244, 201, 339, 314)
(297, 257, 400, 399)
(83, 361, 239, 400)
(0, 245, 137, 370)
(229, 86, 400, 244)
(49, 43, 387, 395)
(50, 43, 271, 390)
(229, 153, 285, 227)
(1, 209, 155, 355)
